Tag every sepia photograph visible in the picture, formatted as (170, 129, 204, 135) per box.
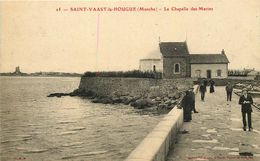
(0, 0, 259, 161)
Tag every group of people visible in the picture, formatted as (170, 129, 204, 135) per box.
(199, 79, 216, 101)
(199, 79, 234, 102)
(180, 79, 254, 131)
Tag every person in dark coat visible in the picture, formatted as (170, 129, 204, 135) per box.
(203, 79, 208, 87)
(226, 82, 233, 101)
(181, 91, 193, 122)
(199, 82, 206, 101)
(239, 88, 253, 131)
(209, 79, 215, 93)
(190, 89, 198, 113)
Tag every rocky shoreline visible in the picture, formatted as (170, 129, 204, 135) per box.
(48, 88, 184, 112)
(48, 77, 195, 112)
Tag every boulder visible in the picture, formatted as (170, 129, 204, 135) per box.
(155, 97, 161, 101)
(166, 104, 174, 109)
(164, 99, 172, 106)
(158, 103, 167, 109)
(171, 100, 178, 105)
(130, 101, 137, 107)
(91, 98, 101, 103)
(146, 98, 156, 107)
(100, 98, 112, 104)
(163, 97, 169, 101)
(112, 97, 121, 104)
(173, 93, 181, 99)
(122, 96, 133, 105)
(47, 93, 69, 97)
(131, 99, 153, 109)
(132, 95, 141, 101)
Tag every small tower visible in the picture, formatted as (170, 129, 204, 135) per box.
(14, 66, 21, 74)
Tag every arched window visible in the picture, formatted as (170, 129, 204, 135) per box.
(153, 65, 156, 72)
(174, 63, 180, 74)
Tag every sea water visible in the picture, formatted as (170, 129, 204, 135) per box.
(0, 77, 162, 161)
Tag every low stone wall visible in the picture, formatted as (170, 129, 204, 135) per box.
(196, 78, 260, 86)
(125, 107, 183, 161)
(77, 77, 194, 110)
(79, 77, 194, 98)
(125, 85, 199, 161)
(228, 76, 255, 80)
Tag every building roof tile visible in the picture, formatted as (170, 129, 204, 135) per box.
(189, 54, 229, 64)
(159, 42, 189, 56)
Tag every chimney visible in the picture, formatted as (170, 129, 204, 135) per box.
(221, 49, 225, 54)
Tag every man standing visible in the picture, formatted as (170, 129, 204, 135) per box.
(199, 82, 206, 101)
(226, 82, 233, 101)
(239, 88, 253, 131)
(203, 79, 208, 87)
(181, 91, 193, 122)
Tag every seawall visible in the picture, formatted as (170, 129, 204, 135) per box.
(78, 77, 194, 98)
(125, 85, 199, 161)
(196, 78, 260, 86)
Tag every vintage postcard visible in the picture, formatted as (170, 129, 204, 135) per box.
(0, 0, 259, 161)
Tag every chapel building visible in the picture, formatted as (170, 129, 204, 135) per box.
(139, 41, 229, 79)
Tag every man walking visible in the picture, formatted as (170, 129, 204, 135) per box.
(199, 82, 206, 101)
(239, 88, 253, 131)
(226, 82, 233, 101)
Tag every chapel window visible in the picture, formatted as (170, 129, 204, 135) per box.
(174, 63, 180, 74)
(217, 69, 222, 77)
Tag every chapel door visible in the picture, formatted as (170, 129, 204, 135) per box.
(207, 70, 212, 78)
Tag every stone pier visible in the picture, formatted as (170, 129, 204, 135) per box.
(167, 86, 260, 161)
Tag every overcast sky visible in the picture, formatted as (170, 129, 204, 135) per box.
(0, 0, 259, 73)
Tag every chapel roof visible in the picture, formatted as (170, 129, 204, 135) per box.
(159, 41, 189, 56)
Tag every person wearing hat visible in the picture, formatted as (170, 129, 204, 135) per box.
(238, 88, 254, 131)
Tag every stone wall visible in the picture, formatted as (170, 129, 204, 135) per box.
(194, 78, 260, 87)
(163, 56, 189, 79)
(78, 77, 194, 98)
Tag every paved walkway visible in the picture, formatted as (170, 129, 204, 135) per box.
(167, 86, 260, 161)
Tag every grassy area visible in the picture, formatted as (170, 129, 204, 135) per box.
(228, 70, 248, 76)
(82, 70, 162, 78)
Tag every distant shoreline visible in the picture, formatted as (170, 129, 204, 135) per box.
(0, 75, 82, 78)
(0, 73, 82, 77)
